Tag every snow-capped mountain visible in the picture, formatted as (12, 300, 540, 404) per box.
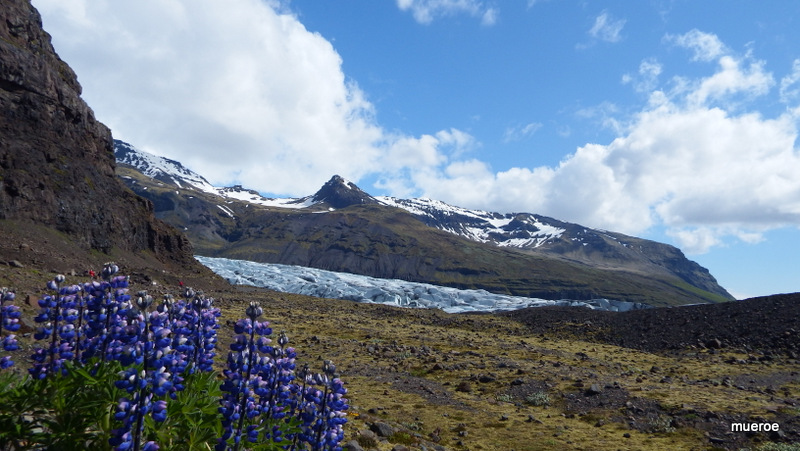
(116, 140, 571, 251)
(114, 139, 734, 306)
(377, 196, 568, 250)
(115, 140, 218, 193)
(115, 140, 315, 209)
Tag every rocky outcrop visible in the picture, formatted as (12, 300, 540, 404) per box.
(310, 175, 380, 209)
(0, 0, 192, 263)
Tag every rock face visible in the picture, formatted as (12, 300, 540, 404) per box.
(0, 0, 192, 263)
(310, 175, 380, 209)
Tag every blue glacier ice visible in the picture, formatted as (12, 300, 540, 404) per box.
(196, 256, 650, 313)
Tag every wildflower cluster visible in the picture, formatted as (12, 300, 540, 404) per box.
(30, 274, 84, 378)
(217, 302, 348, 451)
(0, 266, 348, 450)
(21, 264, 222, 450)
(293, 360, 348, 450)
(0, 287, 20, 369)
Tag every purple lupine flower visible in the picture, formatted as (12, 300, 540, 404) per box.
(29, 276, 85, 377)
(1, 288, 20, 369)
(110, 392, 160, 451)
(290, 360, 348, 451)
(83, 275, 132, 362)
(217, 302, 271, 451)
(102, 262, 120, 280)
(151, 400, 168, 422)
(110, 397, 138, 449)
(217, 302, 347, 451)
(111, 291, 166, 451)
(193, 295, 220, 373)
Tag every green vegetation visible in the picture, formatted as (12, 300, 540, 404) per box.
(0, 272, 348, 450)
(525, 391, 551, 407)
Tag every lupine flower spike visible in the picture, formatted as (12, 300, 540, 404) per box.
(30, 274, 84, 378)
(0, 269, 343, 449)
(1, 288, 21, 369)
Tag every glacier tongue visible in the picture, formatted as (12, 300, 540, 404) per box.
(196, 256, 649, 313)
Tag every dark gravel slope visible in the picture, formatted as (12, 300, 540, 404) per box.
(500, 293, 800, 354)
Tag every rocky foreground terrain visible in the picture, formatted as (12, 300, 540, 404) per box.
(2, 231, 798, 451)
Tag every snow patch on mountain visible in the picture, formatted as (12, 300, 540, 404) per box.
(196, 256, 649, 313)
(115, 140, 318, 209)
(216, 204, 235, 218)
(115, 140, 218, 193)
(377, 196, 566, 248)
(215, 185, 316, 209)
(115, 142, 566, 248)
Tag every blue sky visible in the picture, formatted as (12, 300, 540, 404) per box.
(32, 0, 800, 299)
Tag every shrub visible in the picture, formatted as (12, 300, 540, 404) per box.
(646, 415, 676, 434)
(496, 393, 514, 403)
(525, 391, 551, 407)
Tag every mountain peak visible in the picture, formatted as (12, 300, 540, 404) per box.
(311, 175, 379, 209)
(114, 139, 216, 192)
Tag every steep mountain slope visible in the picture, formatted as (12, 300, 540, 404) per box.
(378, 197, 727, 299)
(0, 0, 193, 266)
(115, 140, 733, 306)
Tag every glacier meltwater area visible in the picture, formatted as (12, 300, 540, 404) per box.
(196, 256, 649, 313)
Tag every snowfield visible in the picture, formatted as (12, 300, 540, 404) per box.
(196, 256, 649, 313)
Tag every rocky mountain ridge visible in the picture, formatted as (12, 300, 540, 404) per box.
(115, 140, 733, 306)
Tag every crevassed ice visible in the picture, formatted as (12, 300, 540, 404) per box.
(196, 256, 647, 313)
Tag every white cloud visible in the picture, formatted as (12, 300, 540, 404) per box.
(687, 56, 774, 107)
(588, 11, 626, 43)
(396, 0, 498, 25)
(32, 0, 474, 196)
(667, 227, 722, 254)
(623, 58, 663, 93)
(383, 128, 475, 169)
(503, 122, 543, 142)
(666, 29, 726, 62)
(779, 59, 800, 104)
(481, 7, 498, 26)
(391, 32, 800, 254)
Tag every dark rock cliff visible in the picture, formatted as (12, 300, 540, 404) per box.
(0, 0, 192, 263)
(310, 175, 380, 209)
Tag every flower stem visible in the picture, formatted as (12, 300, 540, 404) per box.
(233, 323, 256, 451)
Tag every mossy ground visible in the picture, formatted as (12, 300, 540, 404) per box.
(214, 288, 800, 451)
